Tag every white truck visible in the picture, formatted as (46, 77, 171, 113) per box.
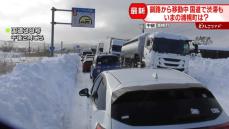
(96, 43, 104, 54)
(109, 37, 128, 56)
(121, 32, 191, 72)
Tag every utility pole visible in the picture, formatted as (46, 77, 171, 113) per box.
(28, 40, 31, 54)
(43, 42, 46, 52)
(140, 23, 145, 33)
(61, 41, 63, 55)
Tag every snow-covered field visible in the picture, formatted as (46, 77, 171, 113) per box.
(0, 54, 80, 129)
(0, 51, 43, 64)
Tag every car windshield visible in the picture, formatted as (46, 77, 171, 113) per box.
(153, 38, 190, 55)
(96, 56, 119, 65)
(83, 51, 92, 55)
(111, 87, 222, 126)
(112, 45, 122, 52)
(86, 55, 94, 59)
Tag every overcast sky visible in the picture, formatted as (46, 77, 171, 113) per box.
(0, 0, 229, 48)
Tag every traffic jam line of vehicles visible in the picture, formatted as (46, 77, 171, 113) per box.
(79, 32, 229, 129)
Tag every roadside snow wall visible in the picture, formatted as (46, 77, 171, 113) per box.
(146, 52, 229, 115)
(0, 54, 80, 129)
(189, 57, 229, 115)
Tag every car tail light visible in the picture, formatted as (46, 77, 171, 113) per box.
(208, 122, 229, 129)
(198, 122, 229, 129)
(96, 123, 105, 129)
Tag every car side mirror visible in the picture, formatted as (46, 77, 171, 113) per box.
(79, 88, 90, 97)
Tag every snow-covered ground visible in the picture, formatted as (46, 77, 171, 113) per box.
(0, 53, 228, 129)
(69, 72, 91, 129)
(0, 54, 80, 129)
(189, 57, 229, 115)
(0, 51, 44, 64)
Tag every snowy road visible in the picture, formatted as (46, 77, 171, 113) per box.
(69, 66, 92, 129)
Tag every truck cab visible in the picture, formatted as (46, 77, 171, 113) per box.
(121, 32, 191, 72)
(109, 38, 127, 56)
(146, 33, 191, 72)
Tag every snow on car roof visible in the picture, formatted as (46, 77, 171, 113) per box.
(149, 32, 190, 41)
(96, 53, 119, 57)
(111, 39, 127, 46)
(105, 68, 202, 92)
(84, 58, 93, 62)
(104, 68, 203, 103)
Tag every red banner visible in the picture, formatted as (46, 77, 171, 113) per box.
(195, 22, 229, 29)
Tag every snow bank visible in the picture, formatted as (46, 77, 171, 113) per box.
(146, 52, 229, 115)
(0, 54, 80, 129)
(199, 45, 229, 51)
(189, 57, 229, 114)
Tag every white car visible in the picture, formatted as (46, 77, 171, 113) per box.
(79, 68, 229, 129)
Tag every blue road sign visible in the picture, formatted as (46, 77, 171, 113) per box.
(49, 46, 55, 51)
(72, 7, 95, 28)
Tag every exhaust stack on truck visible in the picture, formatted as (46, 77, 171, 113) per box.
(121, 32, 191, 72)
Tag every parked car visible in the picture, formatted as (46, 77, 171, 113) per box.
(79, 68, 229, 129)
(90, 54, 120, 81)
(82, 58, 93, 72)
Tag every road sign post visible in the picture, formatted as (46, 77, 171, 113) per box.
(50, 7, 55, 56)
(50, 7, 94, 56)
